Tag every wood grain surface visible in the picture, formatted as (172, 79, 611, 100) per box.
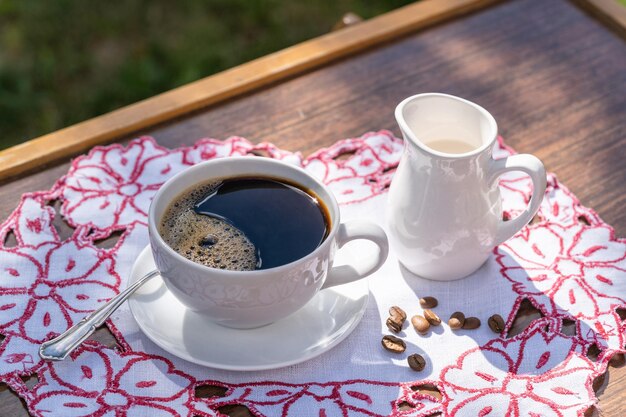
(0, 0, 497, 181)
(0, 0, 624, 415)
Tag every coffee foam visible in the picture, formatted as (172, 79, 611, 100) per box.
(159, 182, 258, 271)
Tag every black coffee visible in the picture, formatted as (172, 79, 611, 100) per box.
(159, 176, 330, 271)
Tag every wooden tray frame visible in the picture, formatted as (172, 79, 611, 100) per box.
(1, 0, 624, 181)
(0, 0, 500, 180)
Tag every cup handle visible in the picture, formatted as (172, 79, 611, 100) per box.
(321, 221, 389, 290)
(488, 153, 547, 246)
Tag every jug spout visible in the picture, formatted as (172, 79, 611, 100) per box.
(395, 93, 497, 158)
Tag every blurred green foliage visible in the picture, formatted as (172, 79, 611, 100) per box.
(0, 0, 412, 149)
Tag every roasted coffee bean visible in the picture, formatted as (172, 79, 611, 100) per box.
(381, 335, 406, 353)
(448, 311, 465, 330)
(462, 317, 481, 330)
(389, 306, 407, 321)
(411, 315, 430, 334)
(423, 309, 441, 326)
(488, 314, 505, 334)
(386, 316, 403, 333)
(407, 353, 426, 371)
(419, 296, 438, 309)
(386, 305, 406, 333)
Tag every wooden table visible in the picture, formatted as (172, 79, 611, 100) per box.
(0, 0, 624, 415)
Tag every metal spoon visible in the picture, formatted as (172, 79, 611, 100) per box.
(39, 269, 160, 361)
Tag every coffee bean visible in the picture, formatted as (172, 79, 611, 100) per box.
(407, 353, 426, 371)
(488, 314, 505, 334)
(386, 306, 407, 333)
(462, 317, 481, 330)
(388, 306, 407, 321)
(423, 309, 441, 326)
(381, 335, 406, 353)
(448, 311, 465, 330)
(386, 316, 403, 333)
(411, 315, 430, 334)
(419, 296, 438, 309)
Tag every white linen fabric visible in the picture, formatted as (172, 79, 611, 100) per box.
(0, 132, 623, 417)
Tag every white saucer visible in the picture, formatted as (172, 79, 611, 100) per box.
(128, 245, 369, 371)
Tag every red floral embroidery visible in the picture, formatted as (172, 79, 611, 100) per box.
(0, 238, 119, 344)
(192, 379, 441, 417)
(0, 133, 622, 417)
(30, 344, 194, 417)
(497, 223, 626, 320)
(59, 138, 186, 233)
(305, 131, 403, 204)
(440, 322, 596, 417)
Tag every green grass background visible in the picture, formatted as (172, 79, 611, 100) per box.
(0, 0, 412, 150)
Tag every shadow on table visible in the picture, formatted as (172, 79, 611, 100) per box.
(391, 246, 614, 382)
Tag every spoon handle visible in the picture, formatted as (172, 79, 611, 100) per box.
(39, 269, 160, 361)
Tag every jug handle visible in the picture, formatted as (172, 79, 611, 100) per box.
(488, 154, 547, 246)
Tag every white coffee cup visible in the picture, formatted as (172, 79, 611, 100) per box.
(388, 93, 546, 281)
(148, 157, 388, 328)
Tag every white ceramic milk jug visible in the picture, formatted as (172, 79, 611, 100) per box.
(387, 93, 546, 281)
